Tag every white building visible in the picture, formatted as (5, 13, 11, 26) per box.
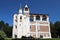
(12, 4, 51, 38)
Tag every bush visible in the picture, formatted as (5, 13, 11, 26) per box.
(0, 35, 4, 40)
(4, 38, 60, 40)
(0, 31, 7, 40)
(0, 31, 7, 38)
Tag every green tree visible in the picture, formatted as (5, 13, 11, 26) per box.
(50, 22, 58, 38)
(54, 21, 60, 38)
(0, 31, 7, 39)
(0, 20, 12, 38)
(3, 23, 12, 38)
(0, 21, 4, 30)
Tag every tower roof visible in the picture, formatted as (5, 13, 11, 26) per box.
(25, 4, 28, 8)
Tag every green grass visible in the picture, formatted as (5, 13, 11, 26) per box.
(50, 38, 60, 40)
(4, 38, 60, 40)
(5, 38, 12, 40)
(37, 38, 60, 40)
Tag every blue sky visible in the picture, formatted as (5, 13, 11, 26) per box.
(0, 0, 60, 26)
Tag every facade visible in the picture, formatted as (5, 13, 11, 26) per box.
(12, 4, 51, 38)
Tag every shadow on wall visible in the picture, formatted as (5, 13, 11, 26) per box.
(12, 36, 35, 40)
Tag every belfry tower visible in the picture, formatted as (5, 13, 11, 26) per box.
(24, 4, 30, 15)
(12, 4, 30, 38)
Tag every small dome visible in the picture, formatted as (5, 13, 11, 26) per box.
(19, 8, 22, 14)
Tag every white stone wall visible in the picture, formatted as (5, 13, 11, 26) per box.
(12, 14, 18, 38)
(17, 14, 23, 38)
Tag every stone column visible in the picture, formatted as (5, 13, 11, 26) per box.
(34, 15, 36, 21)
(47, 16, 49, 21)
(40, 15, 42, 21)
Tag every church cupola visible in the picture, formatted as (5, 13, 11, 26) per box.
(24, 4, 30, 15)
(25, 4, 28, 8)
(19, 4, 22, 14)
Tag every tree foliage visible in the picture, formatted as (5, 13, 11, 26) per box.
(0, 21, 4, 30)
(54, 21, 60, 37)
(50, 21, 60, 38)
(0, 31, 7, 38)
(0, 20, 12, 38)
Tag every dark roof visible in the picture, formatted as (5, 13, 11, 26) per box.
(29, 13, 48, 16)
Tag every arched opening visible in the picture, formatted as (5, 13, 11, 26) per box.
(20, 16, 22, 22)
(36, 15, 40, 20)
(42, 15, 47, 21)
(20, 16, 22, 19)
(25, 7, 28, 11)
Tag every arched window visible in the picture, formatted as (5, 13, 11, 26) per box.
(25, 7, 28, 11)
(36, 15, 40, 20)
(20, 16, 22, 22)
(20, 16, 22, 19)
(15, 16, 17, 22)
(16, 16, 17, 19)
(30, 15, 34, 21)
(42, 15, 47, 21)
